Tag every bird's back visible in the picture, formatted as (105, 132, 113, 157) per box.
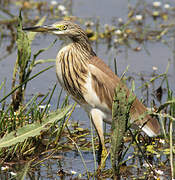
(87, 56, 160, 136)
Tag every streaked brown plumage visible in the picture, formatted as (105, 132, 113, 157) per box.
(23, 20, 160, 164)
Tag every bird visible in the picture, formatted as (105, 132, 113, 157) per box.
(23, 20, 160, 166)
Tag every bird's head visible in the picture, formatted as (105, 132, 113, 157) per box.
(23, 20, 88, 42)
(23, 20, 95, 55)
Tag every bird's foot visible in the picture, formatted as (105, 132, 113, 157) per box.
(97, 147, 108, 171)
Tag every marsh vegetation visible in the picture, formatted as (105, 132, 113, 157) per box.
(0, 0, 175, 179)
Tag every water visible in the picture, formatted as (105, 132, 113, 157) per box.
(0, 0, 174, 179)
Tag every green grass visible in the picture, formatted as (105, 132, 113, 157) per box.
(0, 12, 74, 162)
(0, 1, 175, 179)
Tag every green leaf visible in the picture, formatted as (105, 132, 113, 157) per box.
(0, 105, 72, 148)
(17, 12, 31, 70)
(33, 59, 56, 66)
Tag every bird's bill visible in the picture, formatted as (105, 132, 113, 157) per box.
(22, 25, 55, 32)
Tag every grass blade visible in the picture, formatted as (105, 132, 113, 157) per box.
(0, 105, 72, 148)
(0, 65, 54, 103)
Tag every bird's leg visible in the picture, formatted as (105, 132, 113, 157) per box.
(97, 139, 102, 164)
(90, 109, 108, 170)
(96, 133, 108, 171)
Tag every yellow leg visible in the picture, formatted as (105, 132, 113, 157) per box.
(99, 145, 108, 169)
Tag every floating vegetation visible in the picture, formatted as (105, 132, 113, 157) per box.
(0, 0, 175, 179)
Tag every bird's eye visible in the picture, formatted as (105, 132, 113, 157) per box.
(55, 24, 68, 31)
(63, 25, 67, 30)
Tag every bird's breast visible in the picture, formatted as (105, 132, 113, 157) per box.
(56, 46, 69, 86)
(56, 46, 88, 104)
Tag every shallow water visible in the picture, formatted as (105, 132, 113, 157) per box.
(0, 0, 174, 179)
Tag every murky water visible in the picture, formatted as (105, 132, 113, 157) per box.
(0, 0, 175, 179)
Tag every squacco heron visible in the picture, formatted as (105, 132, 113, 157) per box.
(23, 20, 160, 165)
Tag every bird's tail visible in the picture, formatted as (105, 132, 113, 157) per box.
(130, 98, 160, 137)
(141, 115, 160, 137)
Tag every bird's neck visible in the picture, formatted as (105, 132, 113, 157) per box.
(62, 36, 96, 61)
(73, 41, 96, 59)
